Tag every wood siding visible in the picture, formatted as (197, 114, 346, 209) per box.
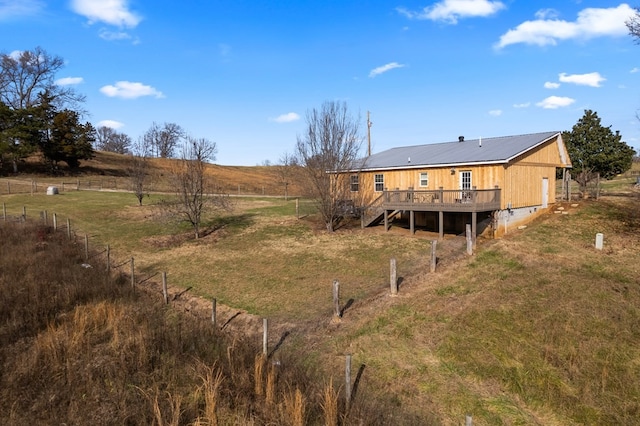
(351, 134, 568, 210)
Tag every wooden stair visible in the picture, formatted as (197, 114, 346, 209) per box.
(361, 195, 400, 227)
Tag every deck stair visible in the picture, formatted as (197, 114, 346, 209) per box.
(361, 194, 400, 227)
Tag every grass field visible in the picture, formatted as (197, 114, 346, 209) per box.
(1, 156, 639, 424)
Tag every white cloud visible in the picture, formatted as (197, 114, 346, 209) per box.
(0, 0, 44, 20)
(71, 0, 142, 28)
(495, 4, 634, 49)
(397, 0, 505, 24)
(536, 96, 575, 109)
(535, 9, 559, 20)
(99, 29, 133, 41)
(631, 67, 640, 73)
(55, 77, 84, 86)
(513, 102, 531, 108)
(270, 112, 300, 123)
(100, 81, 164, 99)
(488, 109, 502, 116)
(559, 72, 605, 87)
(98, 120, 124, 129)
(544, 81, 560, 89)
(369, 62, 405, 78)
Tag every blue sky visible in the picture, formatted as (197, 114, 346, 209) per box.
(1, 0, 639, 165)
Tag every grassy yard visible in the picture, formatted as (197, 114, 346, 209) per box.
(0, 190, 441, 320)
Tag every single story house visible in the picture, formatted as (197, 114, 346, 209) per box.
(348, 131, 572, 238)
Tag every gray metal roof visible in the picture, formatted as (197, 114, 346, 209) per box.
(359, 131, 561, 171)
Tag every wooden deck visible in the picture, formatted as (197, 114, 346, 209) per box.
(361, 188, 502, 237)
(381, 188, 501, 212)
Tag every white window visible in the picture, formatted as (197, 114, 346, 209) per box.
(419, 172, 428, 187)
(460, 171, 472, 190)
(460, 171, 472, 201)
(374, 174, 384, 192)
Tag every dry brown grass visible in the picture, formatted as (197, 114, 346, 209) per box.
(9, 150, 307, 197)
(0, 221, 405, 425)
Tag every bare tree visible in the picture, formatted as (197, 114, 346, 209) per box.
(166, 136, 230, 238)
(627, 8, 640, 42)
(0, 47, 85, 111)
(295, 101, 364, 232)
(143, 122, 184, 158)
(128, 137, 151, 206)
(273, 152, 297, 201)
(95, 126, 131, 154)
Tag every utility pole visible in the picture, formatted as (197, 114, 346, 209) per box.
(367, 111, 373, 156)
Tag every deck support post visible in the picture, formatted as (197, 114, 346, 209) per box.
(384, 210, 389, 231)
(438, 211, 444, 240)
(472, 212, 477, 249)
(410, 210, 415, 235)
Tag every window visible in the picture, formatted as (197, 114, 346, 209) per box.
(460, 171, 472, 190)
(374, 174, 384, 192)
(350, 174, 359, 192)
(419, 172, 428, 187)
(460, 171, 472, 201)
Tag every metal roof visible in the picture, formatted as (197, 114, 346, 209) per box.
(359, 131, 562, 171)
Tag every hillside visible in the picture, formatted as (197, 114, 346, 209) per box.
(4, 150, 307, 197)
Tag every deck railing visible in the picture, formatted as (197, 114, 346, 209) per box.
(382, 187, 501, 212)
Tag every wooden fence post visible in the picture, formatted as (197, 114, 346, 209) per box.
(430, 240, 437, 273)
(130, 257, 135, 289)
(53, 213, 57, 231)
(466, 414, 473, 426)
(106, 245, 110, 274)
(43, 210, 47, 225)
(162, 272, 168, 304)
(211, 298, 217, 326)
(332, 280, 341, 319)
(345, 354, 352, 411)
(84, 234, 89, 261)
(22, 206, 26, 220)
(390, 258, 398, 295)
(2, 203, 6, 221)
(263, 318, 268, 355)
(296, 198, 299, 219)
(66, 218, 71, 240)
(466, 224, 473, 256)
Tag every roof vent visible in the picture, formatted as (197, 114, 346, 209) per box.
(479, 137, 482, 147)
(458, 136, 464, 142)
(408, 156, 411, 163)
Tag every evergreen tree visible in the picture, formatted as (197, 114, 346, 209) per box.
(562, 110, 636, 193)
(41, 109, 95, 170)
(0, 101, 45, 173)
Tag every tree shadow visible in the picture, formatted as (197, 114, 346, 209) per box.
(340, 298, 355, 317)
(351, 364, 366, 403)
(268, 331, 290, 359)
(220, 311, 242, 330)
(201, 213, 257, 237)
